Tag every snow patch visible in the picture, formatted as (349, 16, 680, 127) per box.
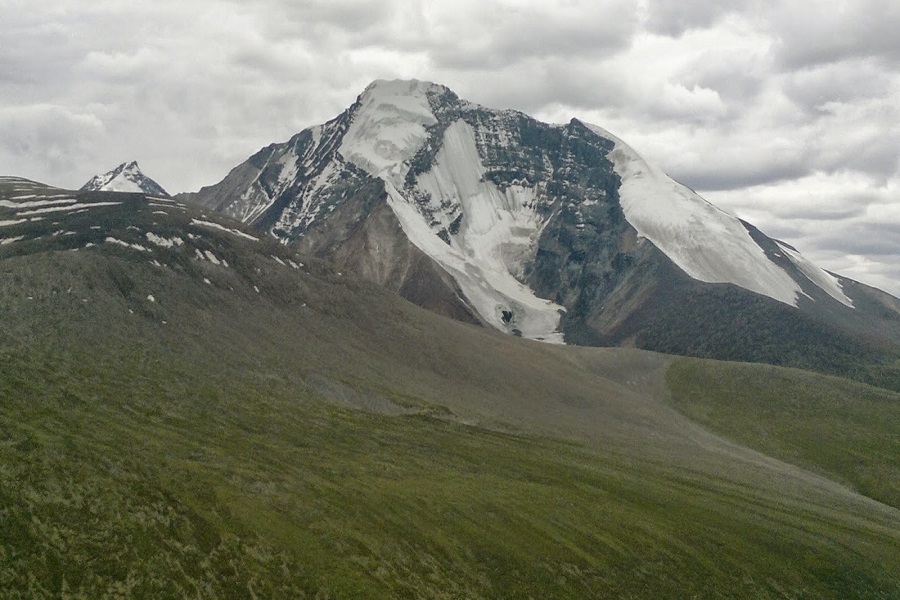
(204, 250, 221, 265)
(775, 241, 854, 308)
(105, 237, 150, 252)
(103, 177, 144, 193)
(0, 219, 26, 227)
(1, 236, 25, 245)
(1, 198, 77, 209)
(190, 218, 259, 241)
(194, 248, 225, 266)
(18, 201, 120, 216)
(145, 232, 184, 248)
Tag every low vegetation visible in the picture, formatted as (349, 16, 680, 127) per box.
(666, 358, 900, 509)
(3, 345, 899, 598)
(630, 281, 900, 392)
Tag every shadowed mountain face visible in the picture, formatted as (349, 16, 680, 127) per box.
(1, 175, 899, 597)
(179, 80, 900, 386)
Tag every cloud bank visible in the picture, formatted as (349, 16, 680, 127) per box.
(1, 0, 897, 295)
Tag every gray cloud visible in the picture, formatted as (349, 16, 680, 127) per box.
(678, 163, 812, 192)
(642, 0, 762, 36)
(427, 1, 639, 70)
(781, 60, 892, 113)
(0, 104, 106, 183)
(771, 1, 900, 69)
(799, 221, 900, 294)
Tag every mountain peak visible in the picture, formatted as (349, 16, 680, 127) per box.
(341, 79, 446, 180)
(81, 161, 169, 196)
(360, 78, 446, 101)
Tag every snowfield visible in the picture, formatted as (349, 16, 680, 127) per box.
(585, 123, 819, 309)
(402, 120, 565, 341)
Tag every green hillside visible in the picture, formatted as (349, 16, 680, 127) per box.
(667, 358, 900, 509)
(1, 179, 898, 598)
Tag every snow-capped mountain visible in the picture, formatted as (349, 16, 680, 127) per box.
(81, 161, 169, 196)
(182, 79, 900, 358)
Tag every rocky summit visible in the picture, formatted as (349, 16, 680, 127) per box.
(81, 160, 170, 197)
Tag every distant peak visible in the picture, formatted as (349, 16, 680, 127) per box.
(80, 161, 169, 196)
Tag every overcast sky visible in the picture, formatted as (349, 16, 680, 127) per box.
(2, 0, 898, 296)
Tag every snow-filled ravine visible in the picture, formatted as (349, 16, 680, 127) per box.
(339, 80, 566, 342)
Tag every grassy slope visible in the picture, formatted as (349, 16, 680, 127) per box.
(666, 358, 900, 509)
(4, 342, 899, 599)
(1, 180, 899, 598)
